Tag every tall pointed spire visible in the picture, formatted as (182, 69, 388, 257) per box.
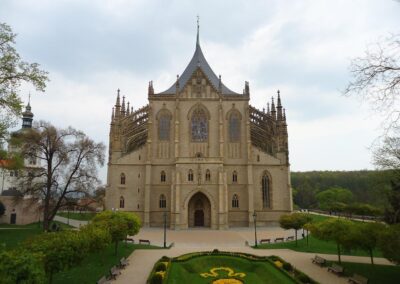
(196, 15, 200, 46)
(126, 102, 130, 115)
(22, 95, 34, 129)
(115, 89, 121, 117)
(277, 89, 283, 120)
(271, 97, 276, 120)
(121, 96, 126, 116)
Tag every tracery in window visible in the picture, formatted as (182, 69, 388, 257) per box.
(232, 171, 238, 183)
(159, 194, 166, 208)
(158, 115, 171, 140)
(262, 173, 271, 208)
(161, 171, 166, 183)
(120, 173, 126, 185)
(232, 194, 239, 208)
(188, 169, 194, 182)
(120, 196, 125, 208)
(205, 169, 211, 182)
(191, 107, 208, 142)
(229, 112, 241, 142)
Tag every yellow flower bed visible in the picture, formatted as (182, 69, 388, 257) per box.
(274, 260, 283, 268)
(200, 267, 246, 278)
(155, 271, 165, 279)
(212, 279, 243, 284)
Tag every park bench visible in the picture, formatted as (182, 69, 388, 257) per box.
(109, 265, 121, 280)
(274, 237, 284, 243)
(328, 263, 344, 276)
(260, 239, 271, 244)
(286, 236, 294, 241)
(348, 273, 368, 284)
(139, 239, 151, 245)
(119, 257, 129, 269)
(311, 255, 326, 266)
(96, 276, 110, 284)
(125, 236, 135, 243)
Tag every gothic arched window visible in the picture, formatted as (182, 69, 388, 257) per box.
(205, 169, 211, 182)
(232, 194, 239, 208)
(120, 173, 126, 185)
(120, 196, 125, 208)
(262, 174, 271, 208)
(191, 107, 208, 142)
(158, 115, 171, 140)
(229, 112, 241, 142)
(159, 194, 166, 208)
(188, 169, 194, 182)
(161, 171, 166, 183)
(232, 171, 238, 183)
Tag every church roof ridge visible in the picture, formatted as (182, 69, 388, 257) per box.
(157, 22, 240, 96)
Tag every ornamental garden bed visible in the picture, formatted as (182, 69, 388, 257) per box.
(147, 250, 318, 284)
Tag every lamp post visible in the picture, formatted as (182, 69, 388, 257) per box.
(163, 211, 167, 248)
(253, 211, 258, 247)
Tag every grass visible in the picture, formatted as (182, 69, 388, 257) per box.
(336, 262, 400, 284)
(166, 255, 296, 284)
(256, 234, 383, 257)
(57, 211, 97, 221)
(0, 221, 73, 250)
(53, 243, 161, 284)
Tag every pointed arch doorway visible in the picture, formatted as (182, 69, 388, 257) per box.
(188, 192, 211, 227)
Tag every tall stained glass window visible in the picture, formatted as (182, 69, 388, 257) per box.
(191, 108, 208, 142)
(159, 115, 170, 140)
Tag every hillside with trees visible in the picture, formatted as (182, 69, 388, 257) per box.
(291, 170, 395, 210)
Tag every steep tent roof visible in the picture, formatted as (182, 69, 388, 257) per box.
(157, 27, 240, 96)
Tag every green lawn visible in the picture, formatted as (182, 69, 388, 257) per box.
(53, 243, 161, 284)
(166, 255, 296, 284)
(57, 211, 97, 221)
(338, 262, 400, 284)
(0, 221, 73, 250)
(256, 235, 383, 258)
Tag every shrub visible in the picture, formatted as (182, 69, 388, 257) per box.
(155, 262, 167, 272)
(282, 262, 293, 272)
(160, 256, 170, 261)
(212, 249, 219, 253)
(297, 272, 311, 283)
(0, 249, 45, 284)
(149, 272, 163, 284)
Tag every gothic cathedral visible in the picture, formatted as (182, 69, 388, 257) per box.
(105, 26, 292, 229)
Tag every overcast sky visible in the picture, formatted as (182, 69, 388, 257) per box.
(1, 0, 399, 183)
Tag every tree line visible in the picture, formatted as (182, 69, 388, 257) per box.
(291, 170, 394, 210)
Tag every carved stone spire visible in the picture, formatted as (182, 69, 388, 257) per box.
(148, 81, 154, 96)
(267, 102, 270, 115)
(277, 90, 283, 120)
(271, 97, 276, 120)
(196, 15, 200, 47)
(115, 89, 121, 117)
(121, 96, 126, 116)
(244, 81, 250, 96)
(126, 102, 130, 115)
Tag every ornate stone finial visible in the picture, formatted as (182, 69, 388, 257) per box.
(244, 81, 250, 96)
(148, 81, 154, 96)
(267, 102, 270, 115)
(277, 89, 282, 107)
(116, 89, 121, 106)
(271, 97, 276, 120)
(196, 15, 200, 46)
(121, 96, 126, 115)
(126, 102, 130, 115)
(111, 107, 115, 120)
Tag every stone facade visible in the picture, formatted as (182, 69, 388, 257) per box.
(105, 31, 292, 229)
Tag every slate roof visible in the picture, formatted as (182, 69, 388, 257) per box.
(157, 40, 240, 96)
(1, 188, 22, 197)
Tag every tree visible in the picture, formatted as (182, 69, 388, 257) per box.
(0, 23, 48, 141)
(310, 218, 355, 263)
(315, 187, 354, 212)
(379, 224, 400, 264)
(92, 210, 141, 255)
(279, 213, 311, 246)
(352, 222, 386, 264)
(14, 121, 105, 231)
(344, 33, 400, 133)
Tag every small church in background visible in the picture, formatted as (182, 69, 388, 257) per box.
(105, 23, 292, 229)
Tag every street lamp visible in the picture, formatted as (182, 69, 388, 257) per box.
(253, 211, 258, 247)
(163, 211, 167, 248)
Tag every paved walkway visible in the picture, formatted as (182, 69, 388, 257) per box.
(53, 215, 88, 228)
(114, 228, 392, 284)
